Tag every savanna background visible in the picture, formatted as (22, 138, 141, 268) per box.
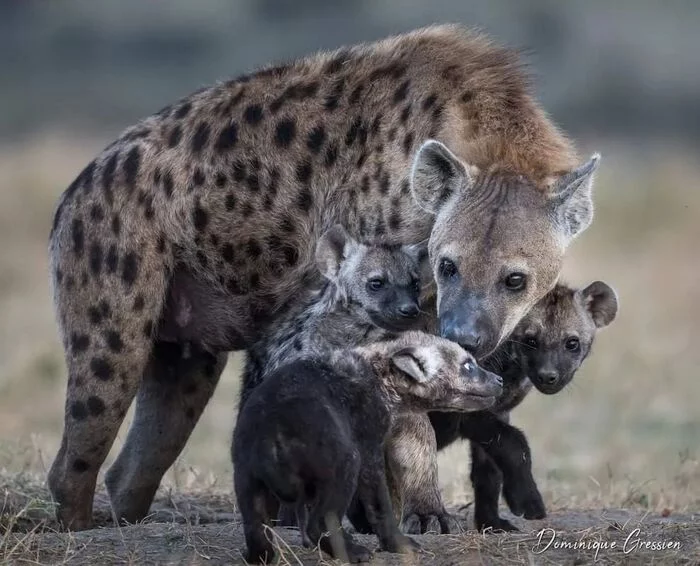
(0, 1, 698, 564)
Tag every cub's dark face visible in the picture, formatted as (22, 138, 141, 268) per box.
(315, 225, 429, 332)
(509, 281, 618, 394)
(410, 140, 601, 359)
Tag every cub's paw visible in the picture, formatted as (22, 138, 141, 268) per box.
(381, 533, 421, 554)
(475, 515, 520, 533)
(345, 541, 373, 563)
(503, 485, 546, 520)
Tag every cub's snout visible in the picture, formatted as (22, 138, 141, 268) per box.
(460, 356, 503, 399)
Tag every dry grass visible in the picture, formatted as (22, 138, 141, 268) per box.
(0, 133, 698, 563)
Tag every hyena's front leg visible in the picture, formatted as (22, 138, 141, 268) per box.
(387, 414, 459, 534)
(105, 342, 227, 524)
(48, 233, 169, 530)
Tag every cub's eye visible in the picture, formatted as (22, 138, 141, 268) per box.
(504, 272, 527, 291)
(439, 258, 458, 279)
(411, 279, 421, 294)
(565, 337, 580, 352)
(367, 278, 385, 292)
(524, 337, 538, 349)
(463, 359, 475, 373)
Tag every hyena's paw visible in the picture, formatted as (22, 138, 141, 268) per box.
(503, 482, 546, 520)
(402, 510, 461, 534)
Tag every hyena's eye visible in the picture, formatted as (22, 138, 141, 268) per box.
(565, 337, 580, 352)
(504, 272, 527, 291)
(525, 336, 538, 349)
(367, 278, 385, 292)
(438, 258, 458, 279)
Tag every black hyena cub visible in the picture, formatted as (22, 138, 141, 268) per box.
(233, 331, 503, 564)
(430, 281, 619, 531)
(240, 223, 428, 404)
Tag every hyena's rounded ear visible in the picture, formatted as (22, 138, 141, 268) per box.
(410, 140, 473, 215)
(315, 224, 359, 282)
(548, 154, 601, 244)
(580, 280, 618, 328)
(391, 347, 429, 383)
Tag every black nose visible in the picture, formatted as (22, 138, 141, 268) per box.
(398, 304, 419, 318)
(537, 370, 558, 385)
(458, 331, 481, 353)
(493, 374, 504, 387)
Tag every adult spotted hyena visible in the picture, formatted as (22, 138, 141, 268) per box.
(48, 24, 600, 529)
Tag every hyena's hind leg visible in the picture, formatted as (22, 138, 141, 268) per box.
(47, 228, 170, 530)
(105, 342, 227, 523)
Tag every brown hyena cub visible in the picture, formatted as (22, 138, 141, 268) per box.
(240, 223, 428, 404)
(430, 281, 618, 532)
(233, 331, 503, 564)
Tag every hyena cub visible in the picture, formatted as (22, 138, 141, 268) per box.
(240, 224, 428, 403)
(233, 331, 503, 564)
(430, 281, 619, 531)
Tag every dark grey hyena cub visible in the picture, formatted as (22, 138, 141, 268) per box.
(233, 331, 503, 564)
(430, 281, 618, 532)
(240, 224, 428, 404)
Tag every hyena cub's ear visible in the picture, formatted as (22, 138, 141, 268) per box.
(315, 224, 360, 282)
(549, 154, 601, 243)
(391, 347, 429, 383)
(410, 140, 473, 215)
(579, 280, 618, 328)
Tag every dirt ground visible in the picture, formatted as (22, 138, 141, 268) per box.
(1, 480, 698, 566)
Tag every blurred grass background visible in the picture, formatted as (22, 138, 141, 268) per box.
(0, 0, 698, 513)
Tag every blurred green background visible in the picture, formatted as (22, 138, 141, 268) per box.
(0, 0, 698, 511)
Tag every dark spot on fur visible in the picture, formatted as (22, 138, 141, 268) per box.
(324, 50, 351, 74)
(402, 132, 415, 156)
(293, 337, 303, 351)
(324, 142, 338, 168)
(193, 168, 205, 187)
(123, 146, 141, 192)
(360, 174, 370, 193)
(89, 242, 103, 276)
(369, 62, 407, 82)
(371, 115, 382, 136)
(157, 234, 166, 254)
(324, 78, 345, 111)
(143, 320, 154, 338)
(111, 215, 121, 236)
(296, 187, 313, 212)
(216, 122, 239, 152)
(227, 278, 245, 295)
(295, 160, 313, 184)
(71, 219, 85, 256)
(197, 251, 208, 268)
(275, 118, 296, 147)
(244, 104, 263, 125)
(215, 172, 227, 187)
(168, 125, 182, 148)
(232, 160, 246, 182)
(87, 396, 106, 416)
(175, 102, 192, 119)
(225, 193, 235, 211)
(105, 330, 124, 353)
(461, 90, 474, 103)
(55, 268, 63, 285)
(271, 81, 319, 113)
(306, 126, 326, 154)
(389, 211, 402, 231)
(90, 204, 104, 222)
(345, 117, 361, 146)
(246, 239, 262, 259)
(70, 401, 88, 421)
(249, 272, 260, 288)
(423, 93, 438, 110)
(400, 179, 410, 194)
(121, 252, 139, 287)
(400, 104, 411, 124)
(73, 459, 90, 473)
(281, 216, 296, 233)
(356, 151, 367, 168)
(91, 357, 113, 381)
(246, 172, 260, 192)
(88, 306, 102, 325)
(133, 295, 145, 311)
(105, 244, 119, 273)
(388, 127, 397, 142)
(102, 152, 118, 204)
(349, 83, 364, 104)
(191, 122, 211, 153)
(283, 245, 299, 266)
(222, 243, 235, 263)
(99, 300, 110, 318)
(241, 202, 254, 218)
(379, 172, 390, 195)
(71, 333, 90, 353)
(193, 203, 209, 231)
(163, 172, 174, 198)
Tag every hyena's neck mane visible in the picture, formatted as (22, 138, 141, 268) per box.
(362, 24, 579, 185)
